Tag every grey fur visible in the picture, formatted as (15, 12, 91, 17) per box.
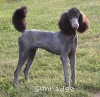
(14, 29, 77, 89)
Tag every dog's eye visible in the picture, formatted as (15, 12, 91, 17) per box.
(68, 17, 72, 19)
(68, 15, 72, 19)
(76, 16, 79, 18)
(75, 17, 78, 18)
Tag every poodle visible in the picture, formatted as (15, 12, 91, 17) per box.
(12, 6, 89, 89)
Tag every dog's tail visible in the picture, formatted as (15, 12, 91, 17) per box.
(12, 6, 27, 32)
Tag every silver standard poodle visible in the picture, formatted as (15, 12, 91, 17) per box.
(12, 6, 89, 89)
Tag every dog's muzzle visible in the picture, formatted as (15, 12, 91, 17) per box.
(70, 18, 79, 30)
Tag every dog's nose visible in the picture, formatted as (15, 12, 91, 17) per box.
(72, 24, 79, 30)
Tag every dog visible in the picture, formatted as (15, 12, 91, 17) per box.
(12, 6, 89, 89)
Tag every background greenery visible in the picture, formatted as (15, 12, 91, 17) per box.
(0, 0, 100, 97)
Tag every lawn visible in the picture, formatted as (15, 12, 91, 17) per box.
(0, 0, 100, 97)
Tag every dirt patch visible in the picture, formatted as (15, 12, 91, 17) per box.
(93, 92, 100, 97)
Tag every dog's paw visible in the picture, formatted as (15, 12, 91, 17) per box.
(13, 81, 19, 87)
(25, 78, 30, 83)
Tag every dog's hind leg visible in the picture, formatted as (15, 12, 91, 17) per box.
(14, 49, 28, 86)
(24, 48, 36, 81)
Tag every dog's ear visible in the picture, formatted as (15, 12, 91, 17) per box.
(58, 12, 74, 35)
(78, 12, 90, 33)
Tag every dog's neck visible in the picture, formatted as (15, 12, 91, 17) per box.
(61, 29, 77, 36)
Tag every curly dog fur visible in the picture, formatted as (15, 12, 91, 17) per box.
(12, 6, 89, 89)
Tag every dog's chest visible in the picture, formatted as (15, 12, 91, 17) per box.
(61, 35, 78, 49)
(70, 36, 77, 47)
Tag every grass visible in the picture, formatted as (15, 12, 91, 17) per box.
(0, 0, 100, 97)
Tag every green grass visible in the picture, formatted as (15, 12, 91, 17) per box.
(0, 0, 100, 97)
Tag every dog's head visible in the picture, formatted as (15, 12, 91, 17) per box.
(67, 8, 80, 30)
(59, 7, 90, 35)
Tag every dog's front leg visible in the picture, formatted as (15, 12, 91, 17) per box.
(69, 49, 76, 85)
(61, 53, 70, 88)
